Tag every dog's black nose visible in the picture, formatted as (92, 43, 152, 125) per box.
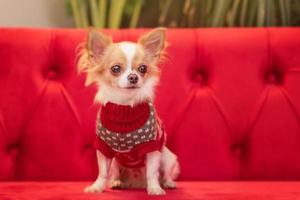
(127, 73, 138, 84)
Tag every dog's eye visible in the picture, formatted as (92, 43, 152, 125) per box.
(138, 65, 147, 74)
(111, 65, 121, 74)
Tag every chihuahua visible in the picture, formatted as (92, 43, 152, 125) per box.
(78, 28, 179, 195)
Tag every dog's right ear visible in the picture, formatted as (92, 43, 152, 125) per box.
(87, 31, 112, 63)
(78, 30, 112, 74)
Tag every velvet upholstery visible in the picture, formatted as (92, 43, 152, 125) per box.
(1, 182, 300, 200)
(0, 28, 300, 184)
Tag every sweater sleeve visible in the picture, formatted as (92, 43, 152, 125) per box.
(93, 136, 115, 158)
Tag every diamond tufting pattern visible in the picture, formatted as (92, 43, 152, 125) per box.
(0, 28, 300, 181)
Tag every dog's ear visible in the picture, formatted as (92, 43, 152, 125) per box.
(87, 30, 112, 63)
(138, 28, 166, 60)
(77, 31, 112, 86)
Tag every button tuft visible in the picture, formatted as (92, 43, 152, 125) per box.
(265, 69, 282, 84)
(6, 144, 20, 155)
(192, 69, 208, 85)
(47, 69, 58, 79)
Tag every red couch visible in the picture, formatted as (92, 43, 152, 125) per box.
(1, 28, 300, 199)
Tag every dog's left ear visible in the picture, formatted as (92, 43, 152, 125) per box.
(138, 28, 166, 60)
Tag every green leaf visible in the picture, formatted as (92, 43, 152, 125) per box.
(108, 0, 127, 28)
(247, 0, 257, 26)
(70, 0, 82, 27)
(227, 0, 241, 27)
(130, 0, 144, 28)
(265, 0, 274, 26)
(257, 0, 266, 26)
(90, 0, 100, 27)
(99, 0, 107, 28)
(79, 0, 89, 27)
(159, 0, 172, 26)
(211, 0, 232, 27)
(285, 0, 291, 25)
(64, 0, 73, 16)
(240, 0, 248, 26)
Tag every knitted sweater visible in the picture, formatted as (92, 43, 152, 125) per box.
(94, 102, 165, 168)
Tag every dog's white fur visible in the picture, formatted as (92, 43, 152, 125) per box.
(94, 74, 159, 107)
(117, 43, 138, 88)
(80, 28, 179, 195)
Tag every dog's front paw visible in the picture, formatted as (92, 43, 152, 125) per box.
(147, 186, 166, 195)
(163, 180, 176, 189)
(84, 184, 105, 193)
(110, 180, 123, 189)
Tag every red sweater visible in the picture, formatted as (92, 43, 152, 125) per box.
(94, 102, 165, 168)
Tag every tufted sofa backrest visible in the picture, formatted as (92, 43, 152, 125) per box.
(0, 28, 300, 181)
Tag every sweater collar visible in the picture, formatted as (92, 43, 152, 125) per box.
(101, 102, 150, 124)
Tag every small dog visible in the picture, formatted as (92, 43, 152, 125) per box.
(78, 28, 179, 195)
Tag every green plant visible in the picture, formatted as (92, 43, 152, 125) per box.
(65, 0, 300, 28)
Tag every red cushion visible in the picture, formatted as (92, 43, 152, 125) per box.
(0, 28, 300, 181)
(1, 181, 300, 199)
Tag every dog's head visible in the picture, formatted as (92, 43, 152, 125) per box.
(78, 28, 167, 106)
